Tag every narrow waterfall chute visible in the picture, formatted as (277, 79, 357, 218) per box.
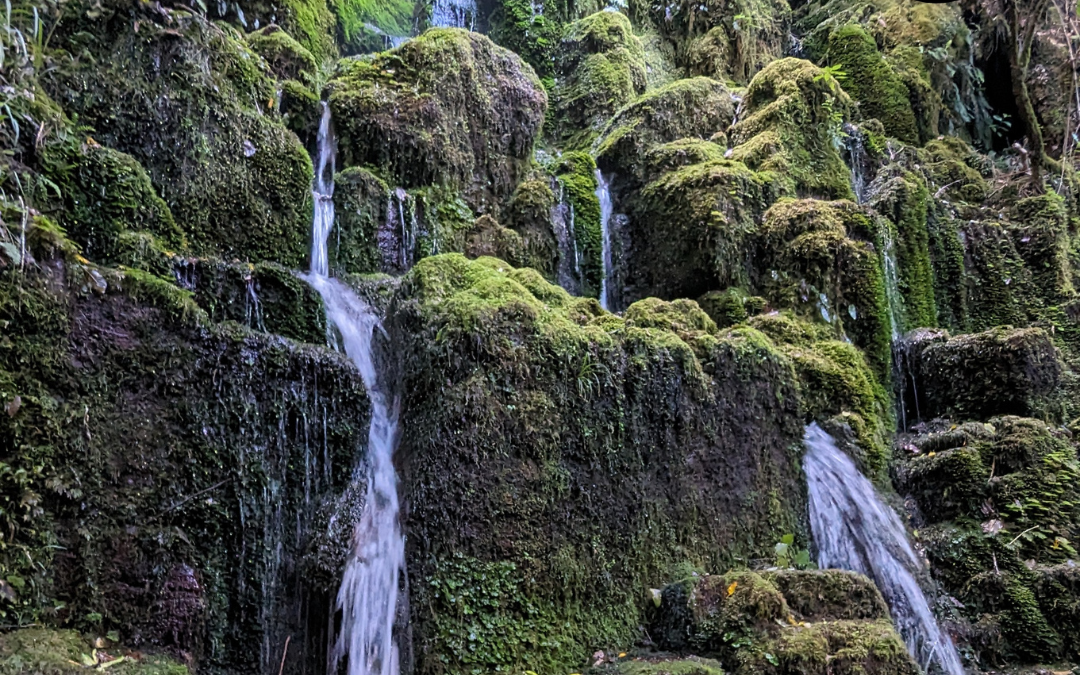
(595, 169, 614, 312)
(803, 423, 964, 675)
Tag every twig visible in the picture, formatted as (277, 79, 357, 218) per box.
(1006, 526, 1040, 548)
(277, 635, 291, 675)
(163, 478, 232, 513)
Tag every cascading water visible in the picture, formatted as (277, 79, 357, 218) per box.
(550, 178, 581, 295)
(303, 103, 406, 675)
(804, 423, 964, 675)
(429, 0, 476, 29)
(595, 169, 614, 311)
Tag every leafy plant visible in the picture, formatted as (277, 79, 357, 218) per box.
(773, 534, 813, 569)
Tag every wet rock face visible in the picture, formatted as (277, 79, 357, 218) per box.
(328, 28, 547, 213)
(900, 326, 1063, 421)
(384, 255, 808, 672)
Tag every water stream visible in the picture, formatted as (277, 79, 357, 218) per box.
(429, 0, 476, 29)
(304, 102, 405, 675)
(804, 423, 964, 675)
(595, 169, 614, 311)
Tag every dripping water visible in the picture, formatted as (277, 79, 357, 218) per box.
(804, 423, 964, 675)
(550, 178, 580, 295)
(303, 102, 405, 675)
(843, 123, 868, 204)
(429, 0, 476, 29)
(595, 169, 614, 311)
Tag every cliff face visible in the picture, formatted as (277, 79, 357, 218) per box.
(2, 0, 1080, 672)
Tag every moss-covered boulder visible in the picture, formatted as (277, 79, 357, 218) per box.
(619, 144, 786, 304)
(553, 11, 647, 149)
(900, 326, 1063, 421)
(386, 254, 808, 672)
(40, 142, 186, 266)
(331, 166, 392, 276)
(231, 0, 338, 62)
(654, 570, 916, 675)
(554, 152, 604, 299)
(246, 24, 318, 80)
(826, 25, 918, 144)
(730, 58, 853, 199)
(47, 1, 314, 267)
(750, 313, 891, 478)
(595, 77, 737, 186)
(327, 28, 547, 212)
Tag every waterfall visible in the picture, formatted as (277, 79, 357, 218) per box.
(804, 423, 964, 675)
(429, 0, 476, 29)
(844, 123, 868, 204)
(595, 169, 614, 311)
(311, 102, 336, 279)
(304, 103, 406, 675)
(880, 226, 903, 341)
(550, 178, 580, 296)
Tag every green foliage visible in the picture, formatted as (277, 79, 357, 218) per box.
(773, 533, 812, 569)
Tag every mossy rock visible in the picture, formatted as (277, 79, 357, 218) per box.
(0, 261, 370, 672)
(902, 326, 1063, 421)
(826, 25, 918, 144)
(0, 629, 188, 675)
(622, 152, 788, 304)
(743, 619, 919, 675)
(331, 166, 391, 275)
(327, 29, 547, 211)
(39, 142, 186, 266)
(763, 569, 889, 622)
(590, 655, 725, 675)
(47, 2, 313, 267)
(246, 24, 318, 80)
(554, 152, 603, 299)
(595, 77, 737, 187)
(755, 198, 892, 382)
(553, 11, 647, 149)
(386, 254, 808, 672)
(232, 0, 338, 62)
(505, 178, 559, 277)
(729, 58, 853, 199)
(463, 214, 524, 264)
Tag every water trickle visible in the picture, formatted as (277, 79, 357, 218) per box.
(843, 123, 868, 204)
(550, 178, 580, 295)
(804, 423, 964, 675)
(244, 274, 266, 332)
(595, 169, 614, 311)
(311, 102, 337, 279)
(429, 0, 476, 29)
(304, 104, 405, 675)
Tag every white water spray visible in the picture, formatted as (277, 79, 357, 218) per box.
(304, 102, 405, 675)
(804, 423, 964, 675)
(429, 0, 476, 29)
(595, 169, 614, 311)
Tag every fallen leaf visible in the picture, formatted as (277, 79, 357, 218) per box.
(727, 581, 738, 596)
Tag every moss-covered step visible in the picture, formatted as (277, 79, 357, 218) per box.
(899, 326, 1063, 421)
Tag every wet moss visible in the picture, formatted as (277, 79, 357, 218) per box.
(595, 77, 737, 185)
(555, 152, 603, 299)
(328, 29, 547, 211)
(553, 11, 647, 149)
(47, 1, 313, 267)
(826, 25, 918, 144)
(388, 254, 807, 672)
(506, 178, 558, 278)
(903, 326, 1063, 420)
(763, 569, 888, 622)
(729, 58, 853, 199)
(331, 166, 391, 276)
(246, 25, 318, 80)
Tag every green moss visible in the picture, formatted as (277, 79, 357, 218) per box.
(332, 0, 413, 53)
(246, 25, 318, 80)
(47, 3, 313, 266)
(868, 168, 936, 330)
(698, 289, 750, 328)
(623, 154, 787, 303)
(1009, 194, 1074, 305)
(553, 11, 647, 149)
(763, 569, 888, 622)
(826, 25, 918, 144)
(506, 179, 558, 278)
(463, 214, 524, 264)
(595, 77, 736, 184)
(730, 58, 853, 199)
(38, 143, 185, 266)
(753, 619, 918, 675)
(328, 29, 547, 211)
(390, 254, 807, 673)
(594, 655, 726, 675)
(756, 199, 892, 381)
(555, 152, 603, 299)
(903, 326, 1062, 420)
(332, 166, 391, 275)
(0, 628, 189, 675)
(486, 0, 566, 79)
